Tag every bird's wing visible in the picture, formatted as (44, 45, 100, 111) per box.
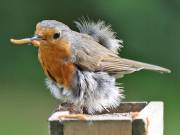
(72, 33, 171, 76)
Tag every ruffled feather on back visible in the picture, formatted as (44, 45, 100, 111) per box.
(74, 18, 123, 54)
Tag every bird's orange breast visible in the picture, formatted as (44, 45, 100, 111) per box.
(38, 40, 76, 88)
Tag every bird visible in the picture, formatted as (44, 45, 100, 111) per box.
(10, 19, 171, 119)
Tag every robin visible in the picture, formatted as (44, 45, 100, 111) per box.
(10, 19, 170, 120)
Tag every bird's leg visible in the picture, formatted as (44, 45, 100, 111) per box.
(58, 113, 89, 121)
(58, 103, 83, 113)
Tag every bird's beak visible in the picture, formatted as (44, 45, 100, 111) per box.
(10, 35, 42, 47)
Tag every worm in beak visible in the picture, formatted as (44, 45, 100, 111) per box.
(10, 35, 42, 46)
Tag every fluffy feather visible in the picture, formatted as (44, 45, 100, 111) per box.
(45, 71, 124, 114)
(74, 18, 123, 53)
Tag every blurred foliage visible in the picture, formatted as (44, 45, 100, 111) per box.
(0, 0, 179, 135)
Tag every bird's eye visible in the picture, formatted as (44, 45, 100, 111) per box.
(53, 32, 60, 39)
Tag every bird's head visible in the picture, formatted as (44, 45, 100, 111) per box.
(10, 20, 71, 47)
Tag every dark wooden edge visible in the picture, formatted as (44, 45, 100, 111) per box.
(49, 121, 63, 135)
(98, 102, 148, 114)
(132, 119, 146, 135)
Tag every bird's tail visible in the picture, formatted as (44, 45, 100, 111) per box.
(121, 58, 171, 73)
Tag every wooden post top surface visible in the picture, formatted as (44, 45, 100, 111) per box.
(48, 101, 164, 135)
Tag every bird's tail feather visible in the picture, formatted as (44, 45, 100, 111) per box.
(122, 58, 171, 73)
(121, 58, 171, 73)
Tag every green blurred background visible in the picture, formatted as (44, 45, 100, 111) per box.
(0, 0, 179, 134)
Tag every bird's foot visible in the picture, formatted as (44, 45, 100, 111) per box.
(58, 113, 89, 121)
(56, 102, 88, 120)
